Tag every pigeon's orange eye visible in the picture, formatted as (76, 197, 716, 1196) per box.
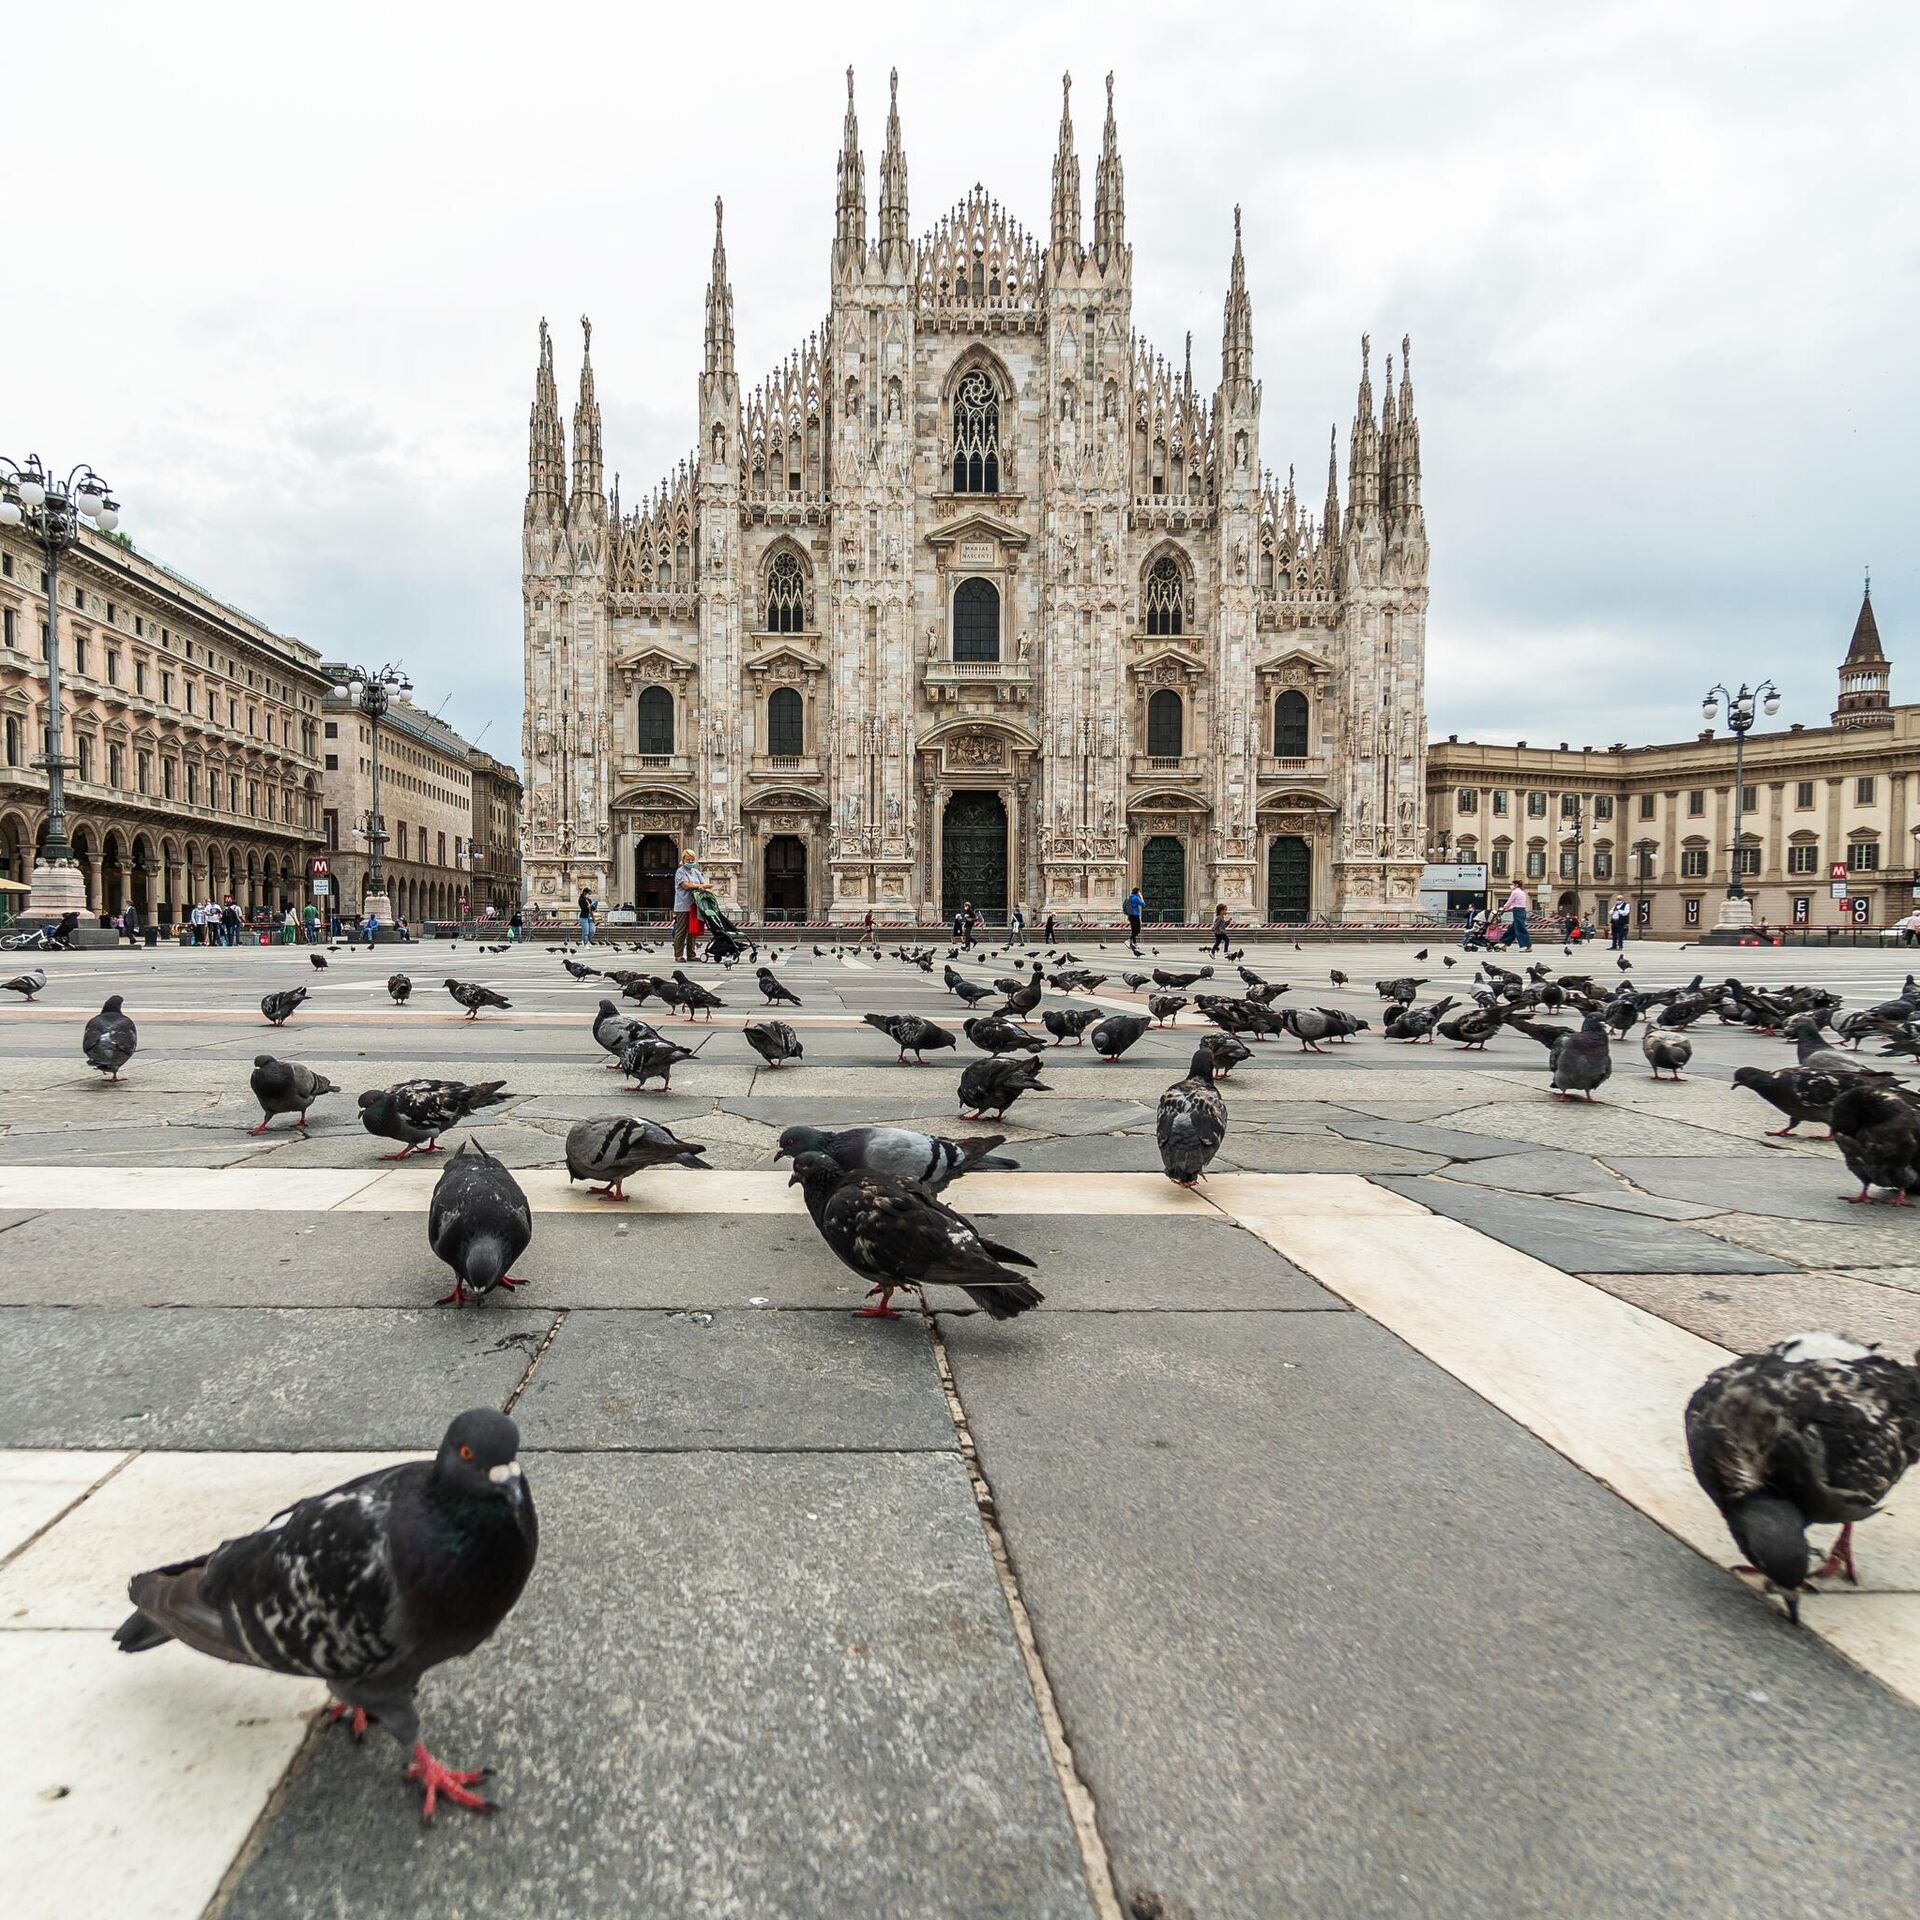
(458, 1444, 474, 1461)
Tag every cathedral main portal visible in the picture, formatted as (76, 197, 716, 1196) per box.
(941, 791, 1008, 922)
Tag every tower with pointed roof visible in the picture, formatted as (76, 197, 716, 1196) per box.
(1833, 574, 1892, 729)
(519, 70, 1429, 921)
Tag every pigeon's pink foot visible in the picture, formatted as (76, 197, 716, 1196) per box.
(1845, 1188, 1877, 1204)
(1765, 1125, 1797, 1138)
(1813, 1523, 1859, 1585)
(854, 1287, 900, 1320)
(433, 1283, 472, 1307)
(591, 1183, 628, 1202)
(249, 1119, 270, 1135)
(405, 1743, 496, 1823)
(495, 1275, 525, 1291)
(327, 1703, 371, 1741)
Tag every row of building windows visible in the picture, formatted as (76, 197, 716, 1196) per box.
(1457, 778, 1879, 817)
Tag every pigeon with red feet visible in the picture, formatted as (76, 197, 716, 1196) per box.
(428, 1140, 533, 1304)
(564, 1114, 708, 1202)
(359, 1078, 511, 1158)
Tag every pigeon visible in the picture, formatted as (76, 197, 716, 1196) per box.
(1832, 1082, 1920, 1204)
(617, 1032, 703, 1091)
(1550, 1015, 1613, 1101)
(1374, 976, 1425, 1002)
(358, 1078, 511, 1158)
(565, 1115, 708, 1201)
(309, 952, 329, 970)
(428, 1141, 532, 1303)
(1385, 995, 1456, 1043)
(1329, 969, 1348, 988)
(3, 967, 46, 1001)
(1197, 1031, 1252, 1077)
(756, 967, 802, 1007)
(671, 970, 724, 1020)
(445, 979, 511, 1019)
(1121, 972, 1151, 991)
(1686, 1334, 1920, 1620)
(743, 1019, 804, 1068)
(1041, 1006, 1101, 1047)
(1642, 1027, 1694, 1080)
(1090, 1012, 1151, 1064)
(1278, 1005, 1339, 1053)
(1786, 1017, 1869, 1078)
(959, 1052, 1049, 1119)
(249, 1056, 338, 1134)
(1156, 1046, 1228, 1187)
(1413, 948, 1429, 962)
(592, 999, 652, 1067)
(113, 1408, 536, 1823)
(949, 978, 996, 1008)
(863, 1012, 957, 1065)
(562, 958, 601, 981)
(83, 994, 137, 1080)
(786, 1153, 1043, 1320)
(1436, 1004, 1504, 1050)
(964, 1014, 1045, 1056)
(1731, 1064, 1882, 1138)
(1152, 967, 1212, 990)
(1148, 992, 1188, 1027)
(388, 973, 414, 1005)
(1235, 965, 1267, 990)
(998, 963, 1045, 1020)
(261, 985, 309, 1027)
(775, 1124, 1017, 1191)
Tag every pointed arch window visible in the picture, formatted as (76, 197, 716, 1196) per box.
(637, 685, 675, 755)
(1147, 689, 1184, 758)
(953, 578, 1000, 662)
(1144, 557, 1184, 636)
(767, 686, 804, 757)
(1274, 690, 1310, 757)
(765, 552, 806, 633)
(951, 369, 1000, 494)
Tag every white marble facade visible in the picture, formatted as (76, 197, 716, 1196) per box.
(521, 72, 1430, 924)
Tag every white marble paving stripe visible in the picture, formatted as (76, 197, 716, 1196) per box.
(1204, 1173, 1920, 1706)
(0, 1452, 128, 1564)
(0, 1165, 1222, 1216)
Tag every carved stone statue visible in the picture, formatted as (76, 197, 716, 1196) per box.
(1016, 630, 1031, 662)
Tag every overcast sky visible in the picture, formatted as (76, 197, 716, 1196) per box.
(6, 1, 1912, 761)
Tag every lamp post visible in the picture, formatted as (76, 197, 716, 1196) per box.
(1701, 679, 1780, 928)
(1558, 796, 1585, 927)
(0, 455, 123, 918)
(322, 662, 410, 932)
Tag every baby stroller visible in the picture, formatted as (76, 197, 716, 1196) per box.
(1461, 910, 1512, 952)
(690, 886, 753, 967)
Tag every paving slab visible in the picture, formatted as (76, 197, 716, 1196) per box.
(0, 1308, 547, 1449)
(1324, 1114, 1535, 1160)
(942, 1309, 1920, 1919)
(1423, 1098, 1747, 1157)
(1691, 1209, 1920, 1270)
(223, 1452, 1095, 1920)
(1438, 1147, 1616, 1193)
(1604, 1152, 1876, 1224)
(1560, 1187, 1727, 1221)
(1576, 1269, 1920, 1359)
(1371, 1176, 1794, 1273)
(514, 1309, 956, 1450)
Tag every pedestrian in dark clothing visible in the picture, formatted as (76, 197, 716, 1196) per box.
(1608, 896, 1630, 951)
(1043, 913, 1057, 945)
(1125, 886, 1145, 948)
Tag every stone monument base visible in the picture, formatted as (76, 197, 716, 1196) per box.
(25, 859, 89, 922)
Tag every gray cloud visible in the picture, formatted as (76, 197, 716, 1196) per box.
(4, 0, 1912, 767)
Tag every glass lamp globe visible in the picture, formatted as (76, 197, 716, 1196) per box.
(92, 505, 119, 532)
(75, 487, 103, 516)
(1763, 692, 1780, 717)
(0, 499, 21, 527)
(1700, 699, 1717, 723)
(16, 478, 46, 509)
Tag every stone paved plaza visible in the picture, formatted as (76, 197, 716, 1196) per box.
(4, 933, 1920, 1918)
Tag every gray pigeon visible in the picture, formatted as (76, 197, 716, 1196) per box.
(387, 972, 413, 1005)
(113, 1408, 536, 1821)
(261, 985, 308, 1027)
(959, 1052, 1049, 1119)
(4, 966, 47, 1001)
(592, 999, 651, 1069)
(1551, 1014, 1613, 1101)
(1090, 1012, 1151, 1063)
(863, 1012, 958, 1065)
(774, 1124, 1017, 1191)
(1041, 1006, 1100, 1046)
(358, 1079, 511, 1158)
(617, 1032, 703, 1091)
(83, 994, 137, 1079)
(1280, 1005, 1339, 1052)
(964, 1014, 1045, 1056)
(445, 979, 511, 1019)
(564, 1115, 708, 1201)
(1642, 1026, 1693, 1080)
(428, 1141, 532, 1303)
(756, 967, 802, 1006)
(743, 1019, 803, 1068)
(1198, 1031, 1252, 1077)
(1156, 1046, 1228, 1187)
(249, 1056, 339, 1134)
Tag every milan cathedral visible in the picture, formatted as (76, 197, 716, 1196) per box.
(521, 71, 1430, 923)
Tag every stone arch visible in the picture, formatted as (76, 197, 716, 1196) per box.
(759, 537, 813, 634)
(1140, 542, 1193, 636)
(944, 347, 1012, 494)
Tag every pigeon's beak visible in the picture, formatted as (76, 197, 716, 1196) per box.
(772, 1147, 789, 1161)
(785, 1167, 802, 1187)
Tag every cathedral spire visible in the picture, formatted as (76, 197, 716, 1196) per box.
(1347, 333, 1379, 518)
(1379, 347, 1398, 512)
(877, 69, 909, 269)
(1049, 72, 1081, 267)
(705, 197, 735, 380)
(1221, 204, 1253, 390)
(570, 314, 603, 516)
(526, 315, 565, 522)
(1092, 72, 1125, 271)
(1395, 333, 1421, 514)
(1324, 423, 1340, 540)
(834, 67, 867, 276)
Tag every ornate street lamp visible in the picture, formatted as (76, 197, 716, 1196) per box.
(1701, 680, 1780, 922)
(0, 455, 123, 917)
(321, 661, 411, 929)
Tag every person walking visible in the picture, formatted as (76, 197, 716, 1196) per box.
(1208, 903, 1232, 956)
(302, 900, 320, 944)
(951, 905, 965, 944)
(577, 885, 597, 947)
(1043, 912, 1057, 946)
(961, 901, 978, 950)
(1499, 880, 1533, 950)
(188, 901, 205, 947)
(221, 898, 240, 948)
(1609, 895, 1630, 951)
(1009, 904, 1025, 944)
(1124, 885, 1145, 949)
(509, 904, 524, 943)
(671, 850, 704, 963)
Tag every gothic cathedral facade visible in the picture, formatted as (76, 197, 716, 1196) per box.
(521, 73, 1430, 924)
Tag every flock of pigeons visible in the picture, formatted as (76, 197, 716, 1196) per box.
(9, 931, 1920, 1821)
